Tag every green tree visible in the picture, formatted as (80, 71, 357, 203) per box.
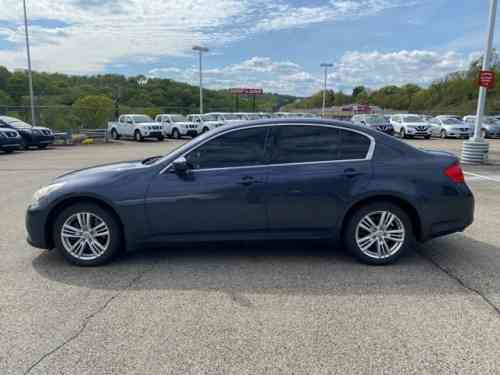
(0, 66, 11, 91)
(352, 86, 366, 98)
(73, 95, 114, 128)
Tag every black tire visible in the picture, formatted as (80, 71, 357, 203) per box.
(53, 203, 122, 266)
(21, 139, 29, 150)
(424, 135, 431, 140)
(440, 130, 447, 139)
(134, 130, 143, 142)
(38, 144, 48, 149)
(157, 135, 165, 141)
(400, 128, 407, 139)
(111, 129, 120, 140)
(172, 128, 181, 139)
(343, 202, 413, 265)
(4, 149, 13, 154)
(202, 127, 209, 134)
(482, 129, 488, 139)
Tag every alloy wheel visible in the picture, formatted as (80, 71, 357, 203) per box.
(60, 212, 111, 260)
(355, 210, 405, 259)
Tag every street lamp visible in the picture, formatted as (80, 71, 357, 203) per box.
(193, 45, 209, 114)
(23, 0, 36, 127)
(461, 0, 498, 164)
(320, 63, 333, 118)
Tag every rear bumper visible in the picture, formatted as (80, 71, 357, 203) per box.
(423, 185, 474, 241)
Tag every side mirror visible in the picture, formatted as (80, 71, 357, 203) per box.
(171, 156, 190, 173)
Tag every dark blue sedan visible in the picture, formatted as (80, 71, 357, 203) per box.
(26, 119, 474, 266)
(0, 116, 55, 149)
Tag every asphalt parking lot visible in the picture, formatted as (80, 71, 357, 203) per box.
(1, 138, 500, 374)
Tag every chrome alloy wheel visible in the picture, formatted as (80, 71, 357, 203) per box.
(61, 212, 110, 260)
(355, 211, 405, 259)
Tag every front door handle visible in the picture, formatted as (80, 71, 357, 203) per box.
(238, 176, 264, 186)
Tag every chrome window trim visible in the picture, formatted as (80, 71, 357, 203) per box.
(160, 123, 375, 174)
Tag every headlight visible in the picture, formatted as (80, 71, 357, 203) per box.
(30, 182, 65, 209)
(0, 132, 5, 138)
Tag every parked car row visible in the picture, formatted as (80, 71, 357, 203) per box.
(0, 116, 55, 154)
(108, 112, 320, 142)
(352, 113, 500, 140)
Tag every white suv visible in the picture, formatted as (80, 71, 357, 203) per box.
(187, 114, 224, 133)
(390, 114, 432, 139)
(156, 114, 199, 139)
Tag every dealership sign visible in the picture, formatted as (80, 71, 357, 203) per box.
(478, 70, 496, 89)
(230, 88, 264, 95)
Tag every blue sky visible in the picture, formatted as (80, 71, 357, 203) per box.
(0, 0, 497, 96)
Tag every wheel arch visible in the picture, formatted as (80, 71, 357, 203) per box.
(45, 195, 125, 250)
(339, 194, 423, 241)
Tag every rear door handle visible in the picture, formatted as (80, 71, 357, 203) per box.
(343, 168, 362, 178)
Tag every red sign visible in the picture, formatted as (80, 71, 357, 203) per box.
(479, 70, 496, 89)
(230, 88, 264, 95)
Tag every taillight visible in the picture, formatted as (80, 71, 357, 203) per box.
(444, 162, 465, 183)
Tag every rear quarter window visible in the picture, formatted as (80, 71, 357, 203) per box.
(339, 130, 371, 160)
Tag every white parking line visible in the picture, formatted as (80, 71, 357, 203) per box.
(464, 172, 500, 182)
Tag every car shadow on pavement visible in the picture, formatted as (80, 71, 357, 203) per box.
(31, 235, 500, 300)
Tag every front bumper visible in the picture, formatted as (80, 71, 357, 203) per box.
(1, 139, 21, 150)
(144, 131, 163, 138)
(26, 206, 51, 250)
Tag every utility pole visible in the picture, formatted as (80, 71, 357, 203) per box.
(461, 0, 498, 164)
(193, 46, 209, 114)
(320, 63, 333, 118)
(23, 0, 36, 127)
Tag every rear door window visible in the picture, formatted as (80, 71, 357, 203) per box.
(269, 125, 341, 164)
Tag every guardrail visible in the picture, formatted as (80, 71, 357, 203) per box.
(79, 128, 109, 142)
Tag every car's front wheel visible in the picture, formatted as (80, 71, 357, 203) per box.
(134, 130, 143, 142)
(344, 202, 413, 265)
(53, 203, 122, 266)
(172, 129, 181, 139)
(400, 128, 407, 139)
(440, 129, 447, 139)
(111, 129, 120, 140)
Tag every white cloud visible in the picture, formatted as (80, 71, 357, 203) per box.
(149, 56, 321, 96)
(0, 0, 417, 75)
(330, 50, 472, 91)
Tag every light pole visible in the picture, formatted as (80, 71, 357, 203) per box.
(23, 0, 36, 127)
(320, 63, 333, 118)
(461, 0, 498, 164)
(193, 46, 209, 114)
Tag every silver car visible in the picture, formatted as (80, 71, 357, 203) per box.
(429, 117, 472, 139)
(463, 115, 500, 139)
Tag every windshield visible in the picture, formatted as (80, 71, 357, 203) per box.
(171, 115, 187, 122)
(365, 115, 387, 123)
(402, 116, 424, 123)
(203, 114, 218, 121)
(442, 118, 462, 125)
(222, 114, 240, 120)
(131, 115, 153, 123)
(484, 117, 499, 124)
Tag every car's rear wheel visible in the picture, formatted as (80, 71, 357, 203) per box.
(53, 203, 122, 266)
(344, 202, 413, 265)
(134, 130, 143, 142)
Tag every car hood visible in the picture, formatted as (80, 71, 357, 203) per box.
(174, 121, 196, 126)
(136, 122, 161, 127)
(55, 160, 146, 182)
(404, 122, 429, 126)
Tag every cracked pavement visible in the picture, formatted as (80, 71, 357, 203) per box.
(1, 139, 499, 374)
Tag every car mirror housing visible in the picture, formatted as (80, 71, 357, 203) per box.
(171, 156, 190, 173)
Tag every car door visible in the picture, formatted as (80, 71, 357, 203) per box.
(145, 126, 270, 239)
(265, 125, 373, 237)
